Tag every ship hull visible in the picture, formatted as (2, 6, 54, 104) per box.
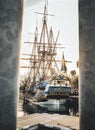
(44, 86, 71, 99)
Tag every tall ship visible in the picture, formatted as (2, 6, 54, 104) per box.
(20, 2, 74, 99)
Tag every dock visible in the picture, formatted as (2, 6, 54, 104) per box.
(17, 113, 79, 130)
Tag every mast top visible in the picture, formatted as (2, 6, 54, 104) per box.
(35, 0, 54, 17)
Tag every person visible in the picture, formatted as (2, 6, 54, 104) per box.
(72, 98, 78, 116)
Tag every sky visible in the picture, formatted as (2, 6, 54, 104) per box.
(21, 0, 79, 75)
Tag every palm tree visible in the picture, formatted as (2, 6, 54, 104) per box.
(70, 70, 78, 94)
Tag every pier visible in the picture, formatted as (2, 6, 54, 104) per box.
(17, 113, 79, 130)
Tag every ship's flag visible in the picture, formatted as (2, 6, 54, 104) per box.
(61, 52, 67, 73)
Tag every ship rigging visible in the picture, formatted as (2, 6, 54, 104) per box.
(20, 2, 72, 98)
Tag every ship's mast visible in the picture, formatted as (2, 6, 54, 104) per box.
(20, 1, 67, 89)
(31, 24, 39, 87)
(46, 28, 60, 81)
(26, 23, 39, 88)
(37, 2, 49, 77)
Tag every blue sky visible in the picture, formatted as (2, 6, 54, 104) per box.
(21, 0, 79, 75)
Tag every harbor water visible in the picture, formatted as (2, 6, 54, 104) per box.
(18, 98, 78, 117)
